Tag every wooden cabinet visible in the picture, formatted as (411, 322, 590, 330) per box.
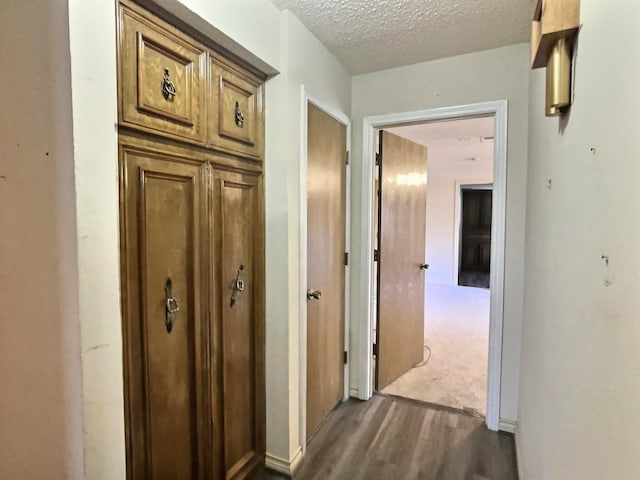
(211, 170, 265, 479)
(117, 1, 267, 479)
(118, 3, 207, 143)
(119, 145, 209, 479)
(208, 57, 265, 160)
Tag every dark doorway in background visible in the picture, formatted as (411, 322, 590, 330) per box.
(458, 187, 492, 289)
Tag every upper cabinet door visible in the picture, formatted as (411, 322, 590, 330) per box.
(208, 56, 265, 161)
(118, 1, 207, 143)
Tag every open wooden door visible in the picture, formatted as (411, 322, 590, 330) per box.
(306, 103, 347, 439)
(376, 130, 428, 391)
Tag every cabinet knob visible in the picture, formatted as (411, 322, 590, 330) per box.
(162, 68, 177, 101)
(164, 277, 180, 333)
(234, 101, 245, 127)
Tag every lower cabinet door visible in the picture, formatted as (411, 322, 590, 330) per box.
(211, 169, 265, 480)
(120, 145, 210, 480)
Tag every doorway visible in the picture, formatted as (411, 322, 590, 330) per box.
(360, 101, 507, 431)
(376, 117, 494, 416)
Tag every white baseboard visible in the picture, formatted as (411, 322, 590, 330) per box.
(265, 446, 303, 477)
(499, 418, 516, 433)
(514, 424, 525, 480)
(349, 387, 359, 398)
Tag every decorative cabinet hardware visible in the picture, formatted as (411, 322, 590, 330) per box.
(234, 101, 244, 128)
(164, 277, 180, 333)
(230, 264, 245, 307)
(162, 68, 177, 100)
(307, 289, 322, 301)
(420, 263, 430, 270)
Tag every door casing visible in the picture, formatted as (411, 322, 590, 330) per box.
(358, 101, 508, 432)
(298, 86, 351, 454)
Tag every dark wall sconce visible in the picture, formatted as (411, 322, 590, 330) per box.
(531, 0, 580, 117)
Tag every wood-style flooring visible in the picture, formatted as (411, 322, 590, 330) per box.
(260, 394, 517, 480)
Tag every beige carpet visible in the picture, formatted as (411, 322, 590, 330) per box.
(382, 283, 489, 415)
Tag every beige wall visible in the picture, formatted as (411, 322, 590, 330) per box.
(0, 0, 84, 478)
(518, 2, 640, 478)
(350, 43, 530, 422)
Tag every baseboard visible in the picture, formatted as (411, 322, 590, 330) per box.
(499, 418, 516, 433)
(349, 387, 359, 398)
(265, 446, 303, 477)
(514, 424, 525, 480)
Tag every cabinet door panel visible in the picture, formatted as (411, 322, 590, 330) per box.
(120, 146, 209, 479)
(211, 170, 265, 480)
(118, 1, 206, 143)
(208, 58, 264, 160)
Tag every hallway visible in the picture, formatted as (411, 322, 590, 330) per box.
(281, 395, 517, 480)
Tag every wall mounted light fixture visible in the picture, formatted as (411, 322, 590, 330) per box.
(531, 0, 580, 117)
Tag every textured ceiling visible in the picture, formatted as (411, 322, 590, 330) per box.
(388, 116, 494, 171)
(270, 0, 534, 74)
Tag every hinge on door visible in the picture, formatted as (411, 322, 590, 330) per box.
(372, 343, 378, 357)
(373, 249, 380, 262)
(344, 252, 349, 266)
(346, 150, 350, 166)
(343, 351, 348, 364)
(375, 152, 382, 166)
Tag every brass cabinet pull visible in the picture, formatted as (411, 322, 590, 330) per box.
(234, 101, 244, 127)
(162, 68, 177, 101)
(230, 264, 245, 307)
(164, 277, 180, 333)
(307, 289, 322, 301)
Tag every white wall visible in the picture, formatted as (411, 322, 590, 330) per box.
(0, 0, 84, 478)
(518, 2, 640, 478)
(65, 0, 349, 476)
(350, 43, 530, 422)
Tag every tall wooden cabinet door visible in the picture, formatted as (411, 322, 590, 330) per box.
(210, 169, 265, 480)
(120, 145, 210, 480)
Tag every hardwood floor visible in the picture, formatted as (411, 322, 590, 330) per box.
(263, 394, 518, 480)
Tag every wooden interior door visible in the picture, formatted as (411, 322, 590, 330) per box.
(120, 146, 208, 479)
(306, 103, 346, 439)
(459, 188, 492, 288)
(211, 169, 265, 479)
(376, 130, 428, 391)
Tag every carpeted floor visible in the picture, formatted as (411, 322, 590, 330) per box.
(382, 283, 490, 415)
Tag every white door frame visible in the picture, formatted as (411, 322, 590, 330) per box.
(453, 181, 493, 286)
(299, 86, 351, 452)
(358, 100, 508, 431)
